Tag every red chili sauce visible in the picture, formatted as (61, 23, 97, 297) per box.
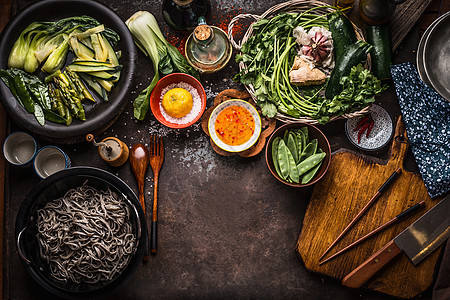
(215, 105, 255, 146)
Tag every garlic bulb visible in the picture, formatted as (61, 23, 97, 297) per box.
(293, 26, 334, 69)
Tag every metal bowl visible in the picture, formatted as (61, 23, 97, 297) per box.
(420, 11, 450, 101)
(15, 167, 147, 299)
(0, 0, 137, 143)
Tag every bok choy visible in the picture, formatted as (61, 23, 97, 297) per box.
(126, 11, 199, 121)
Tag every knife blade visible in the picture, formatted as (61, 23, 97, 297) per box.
(342, 195, 450, 289)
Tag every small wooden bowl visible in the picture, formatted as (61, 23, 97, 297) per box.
(266, 123, 331, 187)
(150, 73, 206, 129)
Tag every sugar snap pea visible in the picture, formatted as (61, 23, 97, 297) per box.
(14, 73, 45, 126)
(301, 148, 324, 184)
(296, 130, 305, 155)
(277, 139, 290, 180)
(287, 132, 299, 164)
(0, 70, 20, 101)
(298, 139, 318, 162)
(283, 130, 290, 144)
(285, 144, 300, 183)
(297, 152, 326, 176)
(272, 137, 282, 177)
(300, 127, 309, 144)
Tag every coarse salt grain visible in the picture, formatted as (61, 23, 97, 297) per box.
(159, 82, 202, 125)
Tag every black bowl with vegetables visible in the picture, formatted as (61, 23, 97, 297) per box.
(266, 123, 331, 187)
(0, 0, 137, 143)
(15, 167, 147, 299)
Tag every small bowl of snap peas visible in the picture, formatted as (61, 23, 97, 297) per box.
(266, 123, 331, 187)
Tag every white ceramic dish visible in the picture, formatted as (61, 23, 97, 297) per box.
(208, 100, 261, 153)
(3, 131, 37, 166)
(345, 104, 393, 151)
(33, 146, 71, 179)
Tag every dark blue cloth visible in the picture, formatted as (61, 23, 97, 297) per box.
(391, 62, 450, 198)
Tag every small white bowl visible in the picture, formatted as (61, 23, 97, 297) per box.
(345, 104, 394, 151)
(33, 146, 71, 179)
(208, 99, 262, 153)
(3, 131, 37, 166)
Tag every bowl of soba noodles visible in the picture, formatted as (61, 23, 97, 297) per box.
(15, 166, 147, 299)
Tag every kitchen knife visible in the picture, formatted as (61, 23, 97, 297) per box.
(342, 195, 450, 289)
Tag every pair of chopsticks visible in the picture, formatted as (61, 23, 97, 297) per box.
(318, 168, 425, 265)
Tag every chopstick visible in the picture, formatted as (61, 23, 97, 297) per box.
(319, 201, 425, 265)
(318, 168, 402, 261)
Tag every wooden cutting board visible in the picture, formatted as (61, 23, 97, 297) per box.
(296, 116, 444, 299)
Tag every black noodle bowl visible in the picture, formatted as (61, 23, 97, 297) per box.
(15, 167, 147, 299)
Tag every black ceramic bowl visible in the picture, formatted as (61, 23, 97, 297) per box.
(15, 167, 147, 299)
(0, 0, 137, 143)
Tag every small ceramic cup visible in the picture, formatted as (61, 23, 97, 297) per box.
(33, 146, 71, 179)
(3, 131, 37, 166)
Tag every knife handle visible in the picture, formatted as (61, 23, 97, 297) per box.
(342, 239, 402, 288)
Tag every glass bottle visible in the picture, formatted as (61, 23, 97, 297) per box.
(162, 0, 211, 31)
(185, 17, 232, 73)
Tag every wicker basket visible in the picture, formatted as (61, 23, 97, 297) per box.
(228, 0, 371, 125)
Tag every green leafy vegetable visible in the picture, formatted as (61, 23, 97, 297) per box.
(234, 9, 388, 124)
(326, 64, 388, 116)
(126, 11, 199, 121)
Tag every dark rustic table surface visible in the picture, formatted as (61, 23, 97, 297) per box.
(0, 0, 448, 299)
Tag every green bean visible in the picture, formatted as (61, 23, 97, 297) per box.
(297, 152, 326, 176)
(299, 139, 318, 162)
(277, 139, 290, 180)
(272, 137, 282, 178)
(287, 132, 299, 164)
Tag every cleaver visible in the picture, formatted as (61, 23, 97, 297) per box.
(342, 195, 450, 289)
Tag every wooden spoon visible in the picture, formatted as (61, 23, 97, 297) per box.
(129, 143, 150, 261)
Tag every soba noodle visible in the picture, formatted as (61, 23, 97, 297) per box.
(36, 184, 136, 284)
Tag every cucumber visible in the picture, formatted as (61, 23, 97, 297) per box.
(327, 10, 357, 60)
(325, 40, 373, 99)
(366, 24, 392, 80)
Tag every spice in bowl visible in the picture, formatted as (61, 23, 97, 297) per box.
(345, 104, 394, 151)
(159, 82, 202, 125)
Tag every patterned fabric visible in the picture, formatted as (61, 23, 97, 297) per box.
(391, 62, 450, 198)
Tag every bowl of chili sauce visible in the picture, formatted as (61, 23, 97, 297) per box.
(208, 99, 261, 153)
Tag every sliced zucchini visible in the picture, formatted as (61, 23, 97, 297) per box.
(71, 60, 116, 67)
(101, 33, 119, 66)
(67, 64, 119, 73)
(96, 79, 113, 92)
(69, 37, 95, 60)
(87, 71, 118, 81)
(78, 73, 105, 100)
(91, 33, 107, 62)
